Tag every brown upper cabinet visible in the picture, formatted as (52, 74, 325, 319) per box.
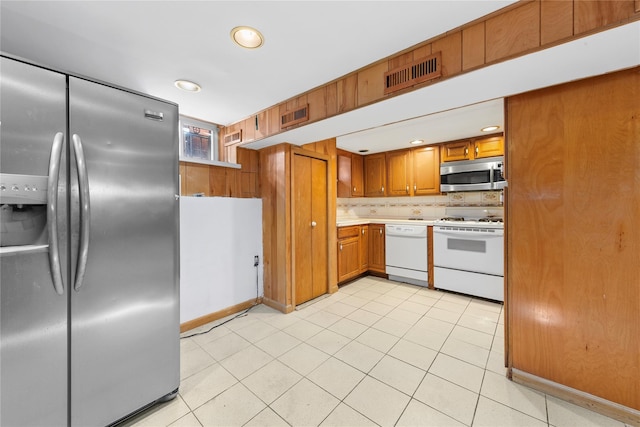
(337, 150, 364, 198)
(364, 153, 387, 197)
(386, 149, 413, 196)
(441, 134, 504, 162)
(412, 145, 440, 195)
(385, 145, 441, 196)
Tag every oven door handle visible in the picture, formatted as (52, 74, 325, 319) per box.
(434, 230, 503, 239)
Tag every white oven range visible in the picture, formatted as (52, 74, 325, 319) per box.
(433, 218, 504, 302)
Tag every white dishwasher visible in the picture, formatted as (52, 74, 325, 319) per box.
(385, 224, 428, 287)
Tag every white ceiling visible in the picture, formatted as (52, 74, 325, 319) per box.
(1, 1, 639, 155)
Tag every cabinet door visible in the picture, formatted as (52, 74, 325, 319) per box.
(338, 236, 360, 283)
(337, 153, 352, 198)
(473, 135, 504, 158)
(412, 146, 440, 195)
(364, 153, 386, 196)
(386, 149, 412, 196)
(359, 225, 369, 272)
(351, 154, 364, 197)
(368, 224, 386, 273)
(441, 140, 471, 162)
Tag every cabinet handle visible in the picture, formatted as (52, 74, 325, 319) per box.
(381, 186, 384, 193)
(414, 184, 417, 192)
(406, 185, 409, 194)
(311, 221, 317, 227)
(379, 228, 383, 235)
(464, 148, 469, 156)
(340, 243, 343, 251)
(475, 146, 479, 155)
(353, 186, 356, 192)
(362, 228, 365, 235)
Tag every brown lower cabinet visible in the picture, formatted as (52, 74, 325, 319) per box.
(338, 223, 385, 284)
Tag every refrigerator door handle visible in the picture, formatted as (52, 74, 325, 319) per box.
(72, 134, 91, 291)
(47, 132, 65, 295)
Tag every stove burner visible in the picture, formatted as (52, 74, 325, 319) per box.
(440, 217, 465, 221)
(478, 217, 504, 223)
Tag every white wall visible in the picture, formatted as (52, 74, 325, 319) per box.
(179, 197, 263, 324)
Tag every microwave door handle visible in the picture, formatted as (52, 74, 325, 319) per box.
(47, 132, 65, 296)
(72, 134, 91, 291)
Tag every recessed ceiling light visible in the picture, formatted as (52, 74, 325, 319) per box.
(174, 80, 201, 92)
(231, 26, 264, 49)
(481, 125, 500, 132)
(409, 139, 424, 145)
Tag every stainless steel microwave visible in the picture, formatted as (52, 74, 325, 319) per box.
(440, 156, 506, 192)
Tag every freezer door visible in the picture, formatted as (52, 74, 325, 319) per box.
(0, 57, 69, 426)
(68, 77, 180, 426)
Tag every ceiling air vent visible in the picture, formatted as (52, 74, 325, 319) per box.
(384, 51, 442, 94)
(223, 129, 242, 145)
(280, 104, 309, 129)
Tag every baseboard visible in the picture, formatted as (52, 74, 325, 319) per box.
(180, 297, 263, 333)
(510, 368, 640, 426)
(262, 297, 294, 314)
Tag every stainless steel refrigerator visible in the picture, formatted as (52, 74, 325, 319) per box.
(0, 55, 180, 426)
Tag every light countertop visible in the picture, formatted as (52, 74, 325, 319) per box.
(336, 218, 438, 227)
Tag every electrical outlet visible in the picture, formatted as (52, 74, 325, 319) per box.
(254, 255, 259, 266)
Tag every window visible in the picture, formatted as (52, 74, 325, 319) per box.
(179, 116, 219, 161)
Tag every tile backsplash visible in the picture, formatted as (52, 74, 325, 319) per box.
(337, 191, 503, 220)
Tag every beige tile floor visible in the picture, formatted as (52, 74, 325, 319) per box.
(123, 276, 631, 427)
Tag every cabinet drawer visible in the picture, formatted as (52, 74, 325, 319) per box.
(338, 226, 360, 239)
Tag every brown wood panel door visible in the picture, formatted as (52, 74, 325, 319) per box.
(412, 146, 440, 195)
(441, 140, 471, 162)
(507, 67, 640, 410)
(368, 224, 385, 273)
(351, 154, 364, 197)
(473, 135, 504, 158)
(386, 149, 412, 196)
(310, 157, 328, 299)
(364, 153, 387, 196)
(293, 153, 328, 305)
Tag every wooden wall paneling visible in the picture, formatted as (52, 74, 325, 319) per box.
(507, 67, 640, 412)
(337, 74, 358, 114)
(388, 51, 414, 70)
(179, 162, 187, 196)
(485, 1, 540, 63)
(636, 0, 640, 12)
(540, 0, 574, 45)
(255, 111, 267, 139)
(357, 61, 388, 107)
(209, 165, 229, 196)
(431, 31, 462, 77)
(292, 154, 314, 305)
(412, 43, 433, 59)
(184, 163, 210, 196)
(325, 81, 338, 117)
(260, 144, 293, 313)
(574, 0, 636, 35)
(243, 116, 256, 143)
(462, 21, 486, 71)
(267, 106, 280, 136)
(307, 86, 328, 123)
(236, 147, 260, 198)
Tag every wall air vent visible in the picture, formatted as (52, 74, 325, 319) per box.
(280, 104, 309, 129)
(223, 129, 242, 145)
(384, 51, 442, 94)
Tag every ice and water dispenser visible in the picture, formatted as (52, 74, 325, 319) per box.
(0, 173, 48, 247)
